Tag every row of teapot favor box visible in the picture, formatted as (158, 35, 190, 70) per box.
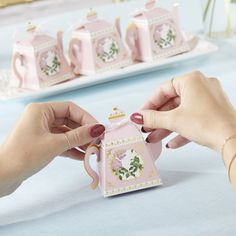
(11, 0, 191, 90)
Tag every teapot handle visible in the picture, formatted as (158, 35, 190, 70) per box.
(146, 141, 162, 162)
(68, 38, 81, 75)
(84, 144, 100, 190)
(126, 24, 138, 61)
(13, 52, 24, 88)
(57, 31, 64, 52)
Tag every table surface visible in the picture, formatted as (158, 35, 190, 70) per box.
(0, 0, 112, 27)
(0, 1, 236, 235)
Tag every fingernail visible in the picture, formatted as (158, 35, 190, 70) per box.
(166, 143, 170, 149)
(90, 124, 105, 138)
(146, 138, 150, 143)
(141, 127, 147, 133)
(130, 113, 144, 125)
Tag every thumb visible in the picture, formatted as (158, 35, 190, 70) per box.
(131, 109, 177, 130)
(53, 124, 105, 154)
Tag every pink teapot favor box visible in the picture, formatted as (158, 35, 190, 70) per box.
(126, 0, 190, 62)
(11, 23, 74, 90)
(84, 108, 162, 197)
(69, 9, 132, 76)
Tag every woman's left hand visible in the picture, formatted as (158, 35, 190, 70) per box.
(0, 102, 105, 197)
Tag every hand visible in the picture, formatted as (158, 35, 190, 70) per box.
(0, 102, 105, 197)
(131, 71, 236, 152)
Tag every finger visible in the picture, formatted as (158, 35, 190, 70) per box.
(53, 118, 81, 129)
(66, 124, 105, 148)
(62, 148, 85, 161)
(141, 79, 178, 110)
(53, 124, 105, 154)
(141, 127, 154, 133)
(131, 109, 179, 130)
(54, 115, 98, 129)
(51, 125, 71, 134)
(146, 129, 172, 143)
(45, 101, 97, 125)
(141, 97, 180, 133)
(166, 135, 190, 149)
(51, 126, 90, 151)
(79, 143, 90, 151)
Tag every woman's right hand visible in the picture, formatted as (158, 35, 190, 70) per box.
(131, 71, 236, 152)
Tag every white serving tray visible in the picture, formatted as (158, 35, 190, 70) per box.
(0, 34, 217, 101)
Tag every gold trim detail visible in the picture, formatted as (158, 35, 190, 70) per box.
(104, 179, 162, 197)
(108, 107, 126, 120)
(0, 0, 33, 8)
(27, 21, 37, 32)
(104, 136, 143, 148)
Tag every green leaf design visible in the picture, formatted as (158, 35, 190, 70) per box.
(98, 38, 119, 63)
(156, 26, 176, 49)
(112, 150, 144, 181)
(42, 52, 61, 76)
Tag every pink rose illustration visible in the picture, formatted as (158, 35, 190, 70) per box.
(111, 158, 122, 171)
(154, 27, 161, 41)
(97, 44, 104, 56)
(40, 58, 46, 69)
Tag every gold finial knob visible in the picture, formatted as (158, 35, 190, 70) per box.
(27, 22, 37, 32)
(87, 8, 98, 21)
(108, 107, 126, 120)
(145, 0, 156, 10)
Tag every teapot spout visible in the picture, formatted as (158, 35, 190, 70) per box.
(57, 31, 64, 52)
(146, 141, 162, 162)
(172, 3, 180, 24)
(126, 24, 138, 60)
(115, 17, 121, 37)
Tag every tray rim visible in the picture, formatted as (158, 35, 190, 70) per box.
(0, 36, 218, 101)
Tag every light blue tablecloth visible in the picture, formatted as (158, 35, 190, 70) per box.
(0, 1, 236, 235)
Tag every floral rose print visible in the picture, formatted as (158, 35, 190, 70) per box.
(97, 37, 119, 63)
(111, 149, 144, 181)
(154, 23, 176, 49)
(111, 158, 122, 171)
(40, 50, 61, 77)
